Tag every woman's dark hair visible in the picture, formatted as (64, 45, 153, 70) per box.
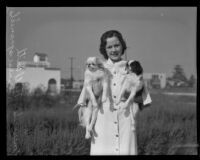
(99, 30, 127, 59)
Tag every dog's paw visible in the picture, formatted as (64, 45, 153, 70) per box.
(121, 102, 129, 110)
(87, 125, 93, 132)
(73, 103, 85, 110)
(101, 96, 107, 103)
(85, 131, 91, 139)
(73, 104, 80, 110)
(115, 97, 121, 105)
(115, 100, 120, 105)
(92, 101, 98, 108)
(85, 125, 91, 139)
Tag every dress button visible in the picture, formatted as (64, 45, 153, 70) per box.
(116, 134, 119, 137)
(114, 121, 117, 124)
(113, 83, 116, 86)
(116, 148, 119, 151)
(113, 96, 116, 98)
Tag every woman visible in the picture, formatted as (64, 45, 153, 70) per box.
(78, 30, 151, 155)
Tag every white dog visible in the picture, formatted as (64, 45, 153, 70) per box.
(75, 57, 113, 139)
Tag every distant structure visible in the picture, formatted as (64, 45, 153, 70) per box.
(72, 80, 84, 89)
(143, 73, 166, 89)
(6, 52, 61, 93)
(46, 78, 58, 96)
(61, 79, 83, 90)
(27, 52, 50, 68)
(61, 73, 167, 91)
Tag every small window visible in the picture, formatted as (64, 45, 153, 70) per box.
(48, 78, 57, 85)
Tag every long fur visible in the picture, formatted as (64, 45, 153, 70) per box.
(76, 57, 113, 139)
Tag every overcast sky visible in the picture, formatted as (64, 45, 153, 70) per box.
(6, 7, 196, 80)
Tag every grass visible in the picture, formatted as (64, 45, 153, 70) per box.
(6, 88, 197, 155)
(150, 87, 196, 93)
(136, 92, 197, 155)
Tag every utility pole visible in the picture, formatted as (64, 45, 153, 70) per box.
(125, 46, 130, 61)
(69, 57, 75, 88)
(125, 52, 127, 60)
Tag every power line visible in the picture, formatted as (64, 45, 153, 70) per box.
(68, 57, 75, 87)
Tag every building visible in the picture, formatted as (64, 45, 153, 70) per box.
(6, 53, 61, 93)
(72, 80, 84, 89)
(143, 73, 166, 89)
(26, 52, 50, 68)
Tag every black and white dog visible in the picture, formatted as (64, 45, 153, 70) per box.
(116, 60, 144, 110)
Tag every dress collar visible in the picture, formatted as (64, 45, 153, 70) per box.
(105, 58, 128, 74)
(106, 58, 114, 66)
(106, 58, 126, 66)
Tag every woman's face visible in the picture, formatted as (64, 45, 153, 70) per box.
(105, 36, 123, 63)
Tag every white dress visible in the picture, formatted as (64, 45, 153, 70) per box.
(85, 58, 152, 155)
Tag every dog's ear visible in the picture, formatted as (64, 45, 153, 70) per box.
(128, 60, 134, 66)
(129, 60, 143, 75)
(96, 57, 104, 68)
(125, 61, 129, 68)
(85, 57, 90, 65)
(85, 57, 92, 67)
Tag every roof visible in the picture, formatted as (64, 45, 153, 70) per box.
(34, 52, 48, 58)
(7, 66, 60, 71)
(45, 67, 60, 70)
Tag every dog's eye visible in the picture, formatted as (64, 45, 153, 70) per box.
(86, 63, 94, 66)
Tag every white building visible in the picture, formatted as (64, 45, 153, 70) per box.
(6, 53, 61, 93)
(72, 80, 83, 89)
(143, 72, 166, 89)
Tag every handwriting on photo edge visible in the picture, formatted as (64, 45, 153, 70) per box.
(6, 8, 28, 92)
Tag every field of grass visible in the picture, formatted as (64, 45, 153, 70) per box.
(150, 87, 196, 94)
(6, 88, 197, 155)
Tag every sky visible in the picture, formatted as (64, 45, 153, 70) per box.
(6, 7, 197, 80)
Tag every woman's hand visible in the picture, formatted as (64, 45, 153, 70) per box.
(121, 101, 129, 110)
(101, 95, 107, 103)
(73, 103, 86, 110)
(118, 102, 130, 117)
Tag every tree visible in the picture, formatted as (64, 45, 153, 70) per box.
(188, 74, 196, 88)
(172, 65, 188, 82)
(171, 65, 188, 87)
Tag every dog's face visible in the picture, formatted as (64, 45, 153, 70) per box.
(126, 60, 143, 76)
(86, 57, 104, 72)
